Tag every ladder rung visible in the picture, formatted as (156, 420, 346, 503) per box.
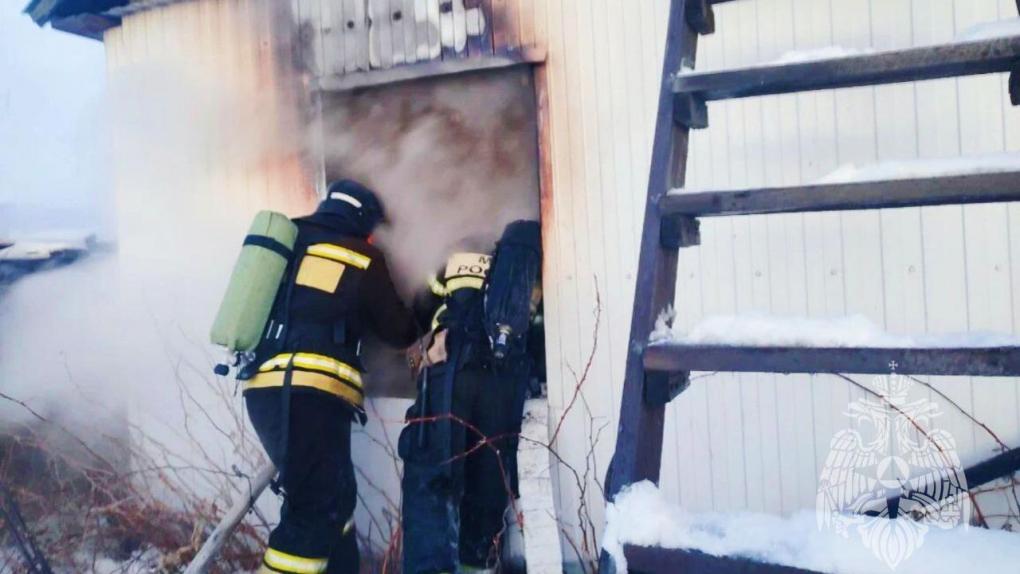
(644, 344, 1020, 376)
(660, 171, 1020, 217)
(673, 35, 1020, 100)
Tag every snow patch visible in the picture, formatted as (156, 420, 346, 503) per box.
(678, 46, 872, 76)
(668, 152, 1020, 195)
(817, 152, 1020, 185)
(603, 480, 1020, 573)
(654, 312, 1020, 348)
(769, 46, 872, 65)
(957, 17, 1020, 42)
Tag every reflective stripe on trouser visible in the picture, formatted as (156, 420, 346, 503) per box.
(261, 548, 327, 573)
(245, 353, 365, 409)
(258, 521, 352, 574)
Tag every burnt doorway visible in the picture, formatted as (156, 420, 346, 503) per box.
(320, 66, 543, 398)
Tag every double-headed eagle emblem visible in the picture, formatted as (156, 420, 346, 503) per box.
(816, 372, 970, 569)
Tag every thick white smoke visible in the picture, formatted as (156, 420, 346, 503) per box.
(0, 26, 312, 505)
(319, 67, 541, 295)
(0, 6, 541, 564)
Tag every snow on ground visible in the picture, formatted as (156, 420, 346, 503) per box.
(651, 311, 1020, 348)
(603, 481, 1020, 574)
(957, 17, 1020, 42)
(816, 152, 1020, 185)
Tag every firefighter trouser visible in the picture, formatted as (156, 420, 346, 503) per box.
(399, 363, 526, 574)
(246, 390, 359, 574)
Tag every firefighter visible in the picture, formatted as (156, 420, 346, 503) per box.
(399, 223, 542, 574)
(243, 179, 418, 574)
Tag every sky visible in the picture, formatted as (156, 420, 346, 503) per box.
(0, 4, 108, 235)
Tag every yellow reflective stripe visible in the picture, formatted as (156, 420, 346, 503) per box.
(263, 548, 327, 574)
(446, 276, 484, 292)
(342, 517, 355, 535)
(246, 371, 364, 408)
(306, 243, 371, 270)
(430, 303, 448, 331)
(427, 274, 447, 297)
(258, 353, 363, 387)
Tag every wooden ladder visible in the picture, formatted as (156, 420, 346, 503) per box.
(603, 0, 1020, 571)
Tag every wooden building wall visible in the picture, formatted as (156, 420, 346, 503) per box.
(98, 0, 1020, 564)
(531, 0, 1020, 553)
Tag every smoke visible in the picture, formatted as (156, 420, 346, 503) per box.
(319, 67, 541, 294)
(1, 9, 541, 558)
(0, 8, 312, 507)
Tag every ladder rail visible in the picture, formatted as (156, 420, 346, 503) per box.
(602, 0, 700, 507)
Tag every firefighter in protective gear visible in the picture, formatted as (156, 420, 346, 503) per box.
(398, 245, 538, 574)
(244, 179, 418, 574)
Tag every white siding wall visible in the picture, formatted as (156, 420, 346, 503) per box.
(534, 0, 1020, 552)
(99, 0, 1020, 563)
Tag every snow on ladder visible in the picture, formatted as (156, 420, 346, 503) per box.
(602, 0, 1020, 572)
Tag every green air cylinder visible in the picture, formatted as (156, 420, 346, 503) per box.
(210, 211, 298, 353)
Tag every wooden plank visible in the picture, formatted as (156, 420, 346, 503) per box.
(416, 0, 440, 61)
(293, 0, 323, 78)
(660, 172, 1020, 217)
(372, 0, 396, 68)
(399, 0, 418, 64)
(746, 0, 788, 516)
(965, 446, 1020, 490)
(624, 545, 821, 574)
(480, 0, 496, 56)
(321, 0, 345, 77)
(437, 0, 457, 59)
(503, 0, 521, 54)
(490, 0, 510, 54)
(673, 35, 1020, 100)
(602, 0, 699, 504)
(515, 0, 533, 48)
(464, 0, 484, 57)
(644, 344, 1020, 377)
(386, 0, 405, 65)
(725, 0, 769, 516)
(453, 0, 470, 57)
(316, 45, 543, 91)
(342, 0, 360, 72)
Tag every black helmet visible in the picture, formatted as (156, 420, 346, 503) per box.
(317, 179, 387, 231)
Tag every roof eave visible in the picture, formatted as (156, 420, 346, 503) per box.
(51, 13, 121, 40)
